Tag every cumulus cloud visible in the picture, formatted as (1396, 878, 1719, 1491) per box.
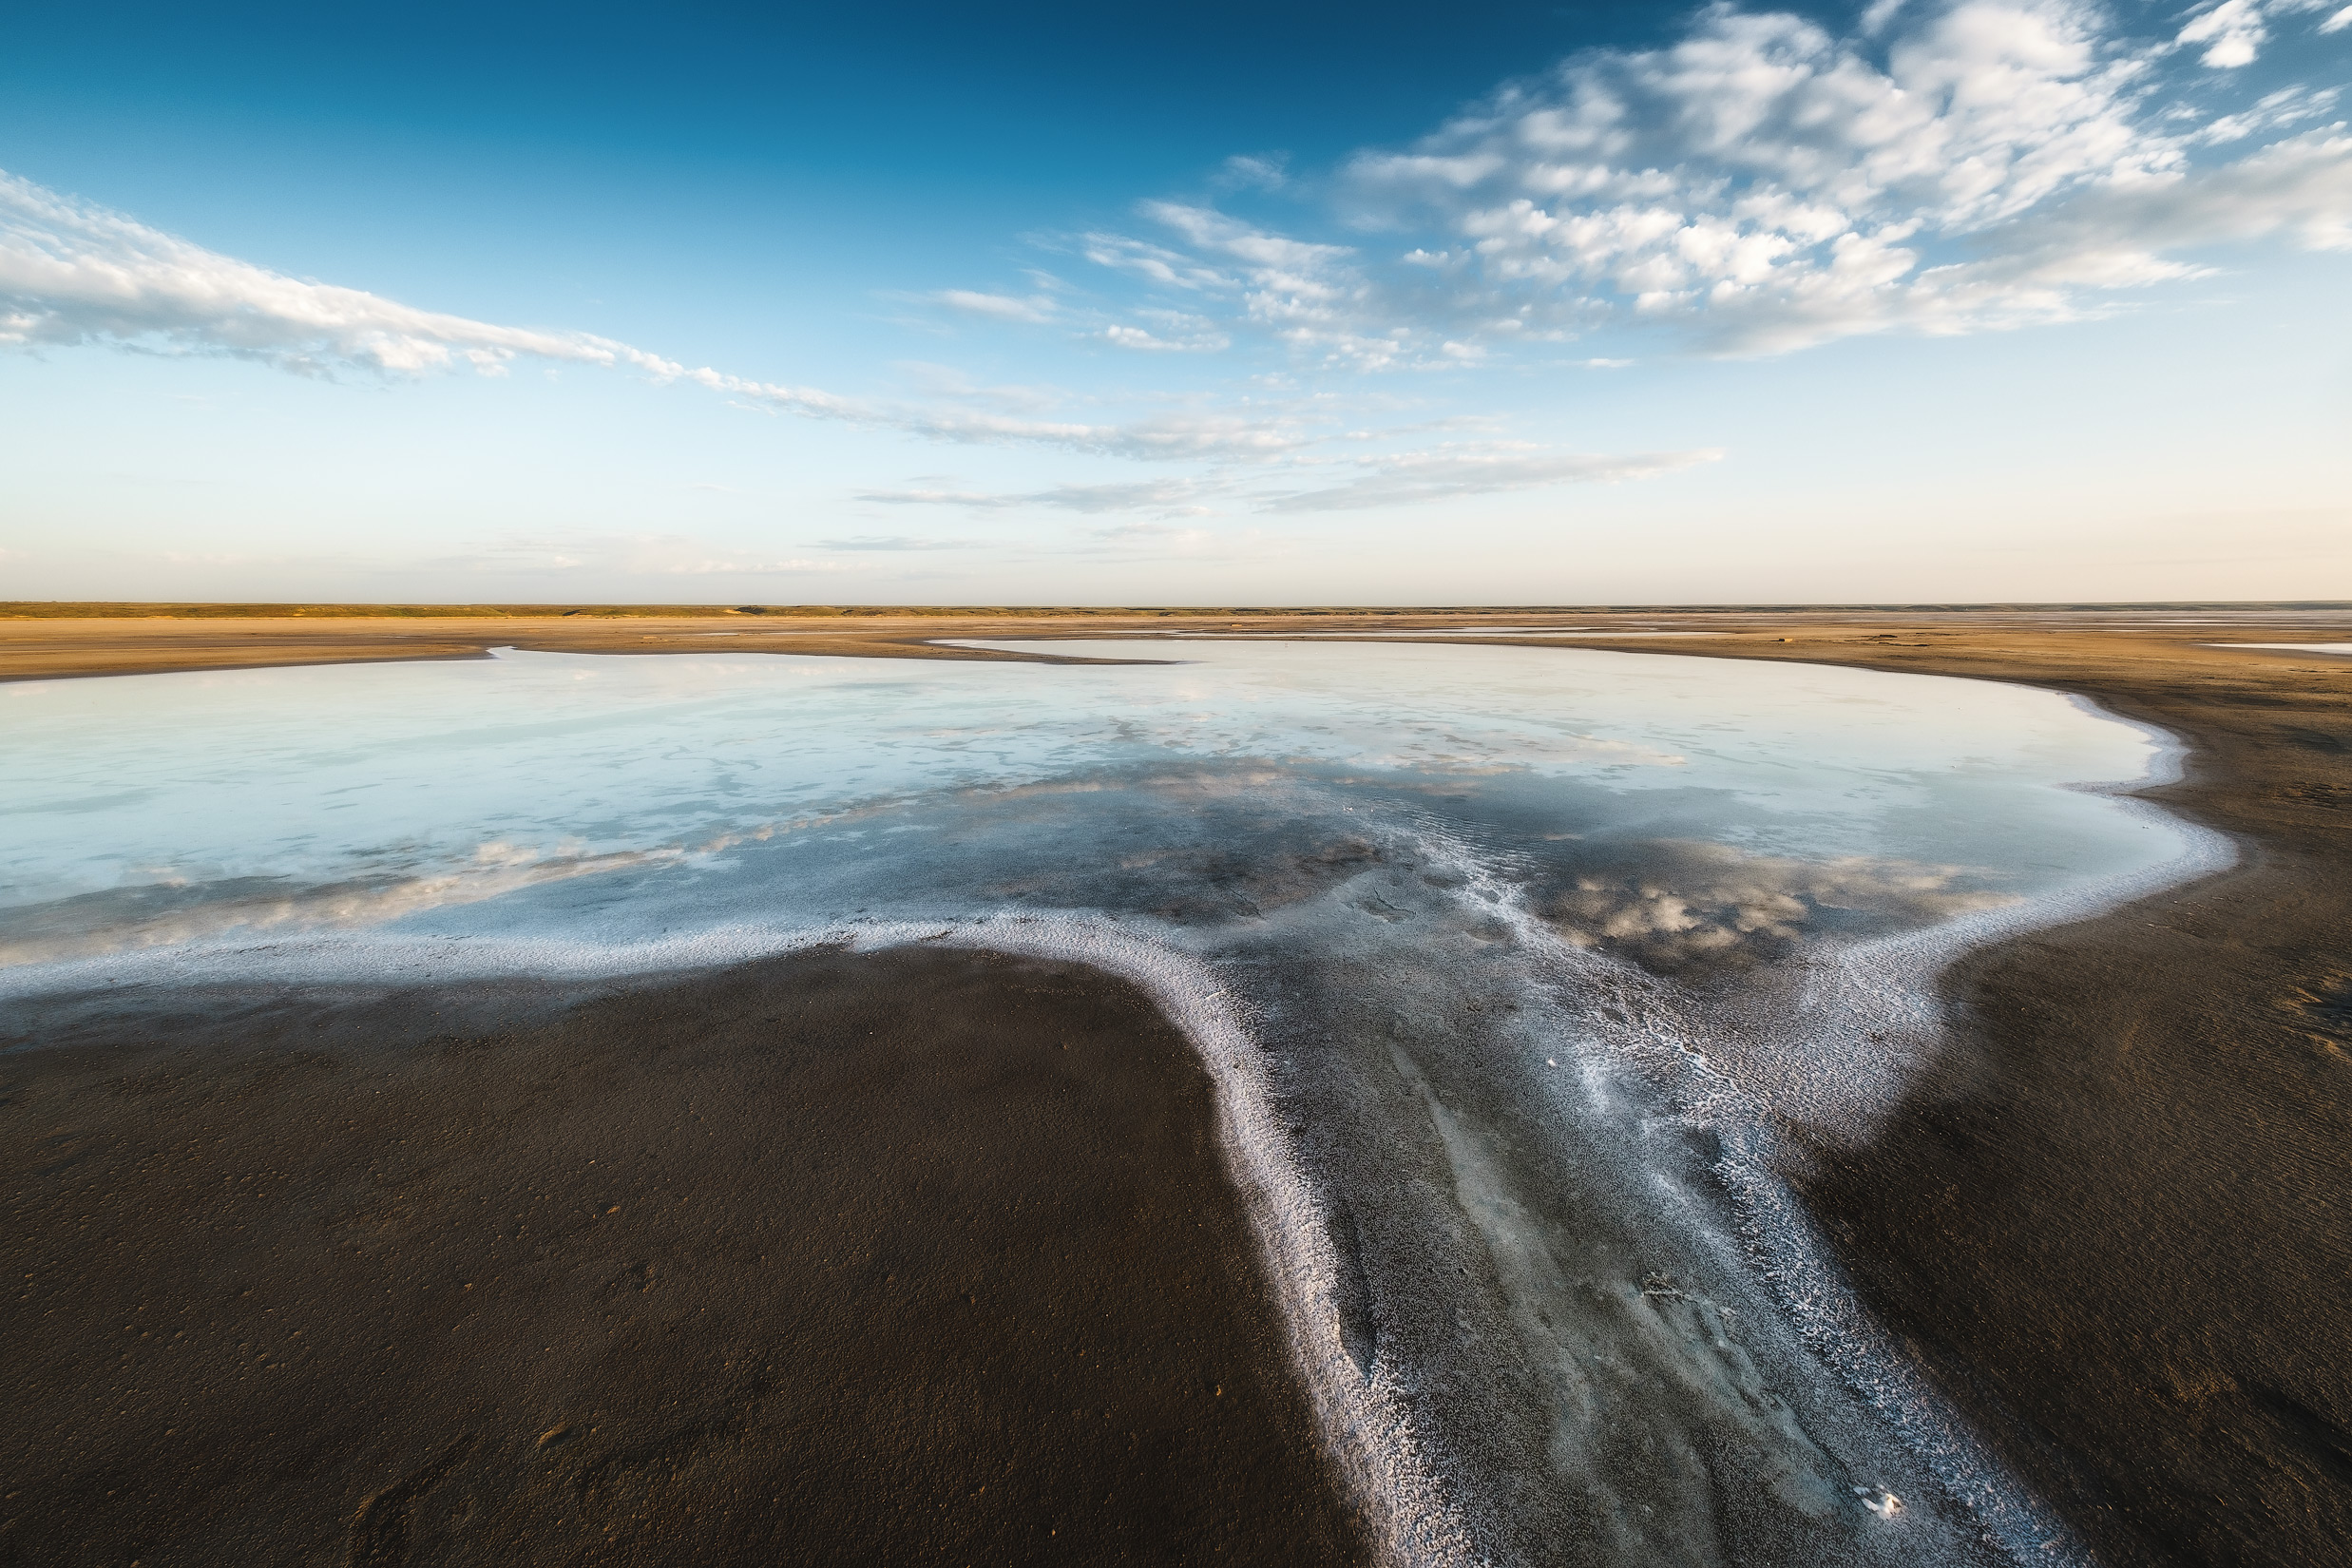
(1055, 0, 2352, 358)
(1338, 0, 2352, 352)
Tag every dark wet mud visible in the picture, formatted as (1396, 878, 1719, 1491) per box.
(0, 946, 1365, 1567)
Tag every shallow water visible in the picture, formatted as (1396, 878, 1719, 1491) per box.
(0, 640, 2218, 1567)
(2208, 641, 2352, 655)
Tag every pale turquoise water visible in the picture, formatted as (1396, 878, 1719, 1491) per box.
(3, 639, 2178, 946)
(0, 639, 2217, 1568)
(2209, 641, 2352, 655)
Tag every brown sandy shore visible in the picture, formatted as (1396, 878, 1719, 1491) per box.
(7, 603, 2352, 1565)
(0, 947, 1365, 1566)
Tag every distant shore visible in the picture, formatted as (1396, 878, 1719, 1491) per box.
(5, 600, 2348, 683)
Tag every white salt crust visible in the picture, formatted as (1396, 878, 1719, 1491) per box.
(1358, 697, 2233, 1568)
(0, 912, 1485, 1568)
(0, 688, 2234, 1568)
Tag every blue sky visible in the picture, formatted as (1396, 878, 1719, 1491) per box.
(3, 0, 2348, 603)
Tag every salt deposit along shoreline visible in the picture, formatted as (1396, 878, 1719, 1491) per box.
(1546, 624, 2352, 1567)
(6, 623, 2338, 1565)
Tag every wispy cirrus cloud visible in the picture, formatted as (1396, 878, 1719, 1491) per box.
(855, 443, 1720, 516)
(1259, 445, 1724, 512)
(0, 170, 673, 378)
(1101, 314, 1231, 352)
(857, 477, 1215, 514)
(929, 289, 1061, 324)
(813, 534, 986, 551)
(0, 171, 1308, 464)
(0, 164, 1723, 511)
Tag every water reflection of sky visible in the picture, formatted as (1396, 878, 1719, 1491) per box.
(0, 639, 2218, 1565)
(3, 640, 2184, 947)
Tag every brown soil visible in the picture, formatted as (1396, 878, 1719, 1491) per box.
(0, 946, 1366, 1567)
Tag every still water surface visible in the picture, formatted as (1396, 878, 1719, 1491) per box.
(1, 640, 2214, 1567)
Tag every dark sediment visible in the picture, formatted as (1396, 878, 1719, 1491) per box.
(1729, 633, 2352, 1567)
(0, 945, 1365, 1566)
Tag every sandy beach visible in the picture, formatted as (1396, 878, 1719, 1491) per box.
(5, 604, 2350, 1565)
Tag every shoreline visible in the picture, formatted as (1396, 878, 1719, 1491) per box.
(1505, 626, 2349, 1565)
(0, 913, 1489, 1566)
(9, 612, 2350, 1563)
(8, 604, 2347, 685)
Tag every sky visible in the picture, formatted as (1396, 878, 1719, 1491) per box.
(2, 0, 2348, 605)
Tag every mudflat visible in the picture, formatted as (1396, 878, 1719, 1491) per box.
(9, 602, 2352, 1565)
(0, 946, 1365, 1566)
(1654, 627, 2352, 1568)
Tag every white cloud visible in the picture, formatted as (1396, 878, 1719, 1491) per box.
(0, 172, 1723, 517)
(1077, 232, 1233, 291)
(814, 534, 984, 551)
(1102, 321, 1231, 352)
(1217, 154, 1291, 191)
(0, 170, 672, 378)
(1137, 201, 1404, 365)
(2170, 0, 2337, 67)
(2191, 84, 2342, 144)
(1062, 1, 2352, 358)
(856, 478, 1216, 514)
(0, 169, 1303, 463)
(1257, 444, 1723, 511)
(930, 289, 1059, 323)
(1340, 0, 2190, 353)
(2178, 0, 2268, 68)
(856, 445, 1718, 516)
